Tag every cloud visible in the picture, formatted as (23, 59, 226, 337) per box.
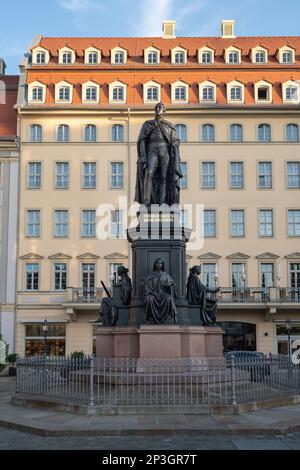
(58, 0, 96, 12)
(136, 0, 174, 36)
(57, 0, 108, 32)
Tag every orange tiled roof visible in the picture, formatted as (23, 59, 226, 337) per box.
(0, 76, 18, 136)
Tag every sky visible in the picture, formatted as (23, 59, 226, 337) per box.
(1, 0, 300, 74)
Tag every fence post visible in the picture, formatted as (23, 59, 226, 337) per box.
(89, 356, 95, 407)
(230, 355, 237, 406)
(15, 359, 20, 395)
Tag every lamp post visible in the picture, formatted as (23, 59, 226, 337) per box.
(286, 318, 292, 361)
(42, 319, 49, 356)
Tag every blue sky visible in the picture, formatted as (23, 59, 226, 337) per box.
(1, 0, 300, 74)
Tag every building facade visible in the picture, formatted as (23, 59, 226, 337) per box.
(16, 21, 300, 356)
(0, 59, 19, 352)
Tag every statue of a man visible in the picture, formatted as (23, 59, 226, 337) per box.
(99, 266, 132, 327)
(135, 103, 182, 207)
(143, 258, 177, 324)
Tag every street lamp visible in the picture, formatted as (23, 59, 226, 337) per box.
(42, 319, 49, 356)
(286, 318, 292, 361)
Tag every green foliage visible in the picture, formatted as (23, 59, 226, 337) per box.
(0, 363, 6, 373)
(6, 353, 18, 365)
(70, 351, 85, 359)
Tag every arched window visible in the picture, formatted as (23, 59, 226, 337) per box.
(32, 86, 43, 102)
(112, 124, 124, 142)
(258, 124, 271, 142)
(30, 124, 42, 143)
(84, 125, 97, 142)
(230, 124, 243, 142)
(286, 123, 299, 142)
(57, 125, 70, 142)
(175, 124, 187, 142)
(36, 52, 45, 64)
(202, 124, 215, 143)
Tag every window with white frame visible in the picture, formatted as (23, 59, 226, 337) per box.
(286, 123, 299, 142)
(112, 86, 124, 101)
(26, 210, 40, 238)
(112, 124, 124, 142)
(230, 162, 244, 189)
(114, 51, 125, 64)
(32, 48, 49, 65)
(147, 51, 158, 64)
(147, 86, 159, 101)
(85, 86, 97, 101)
(201, 51, 213, 64)
(282, 50, 293, 64)
(285, 86, 298, 102)
(174, 51, 185, 64)
(259, 209, 273, 237)
(36, 52, 46, 64)
(175, 124, 187, 142)
(58, 86, 71, 101)
(201, 162, 215, 189)
(62, 52, 72, 64)
(230, 124, 243, 142)
(204, 210, 216, 237)
(288, 210, 300, 237)
(258, 162, 272, 189)
(287, 162, 300, 188)
(202, 263, 217, 287)
(84, 124, 97, 142)
(110, 162, 124, 189)
(28, 162, 41, 189)
(32, 86, 43, 102)
(255, 51, 266, 63)
(55, 162, 69, 189)
(110, 210, 124, 238)
(202, 124, 215, 142)
(231, 263, 246, 288)
(260, 263, 274, 287)
(82, 264, 95, 291)
(230, 86, 242, 101)
(180, 162, 187, 189)
(258, 124, 271, 142)
(54, 210, 68, 238)
(30, 124, 42, 142)
(88, 52, 99, 64)
(175, 86, 186, 101)
(255, 81, 272, 102)
(228, 51, 240, 63)
(83, 162, 96, 189)
(82, 210, 96, 238)
(54, 263, 67, 291)
(179, 209, 188, 228)
(57, 125, 69, 142)
(25, 263, 39, 291)
(231, 210, 245, 237)
(202, 86, 215, 101)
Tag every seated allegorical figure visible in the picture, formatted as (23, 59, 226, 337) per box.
(186, 265, 220, 326)
(99, 266, 132, 327)
(143, 258, 178, 325)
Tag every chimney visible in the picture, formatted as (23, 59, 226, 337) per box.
(221, 20, 236, 38)
(0, 58, 6, 75)
(162, 20, 176, 39)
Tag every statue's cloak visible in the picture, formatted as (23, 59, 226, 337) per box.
(134, 119, 182, 205)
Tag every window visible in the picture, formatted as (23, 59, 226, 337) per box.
(228, 51, 239, 63)
(230, 162, 244, 189)
(147, 52, 158, 64)
(62, 52, 72, 64)
(85, 86, 97, 101)
(260, 263, 274, 287)
(114, 52, 125, 64)
(112, 124, 124, 142)
(230, 124, 243, 142)
(201, 162, 215, 189)
(55, 162, 69, 189)
(286, 124, 299, 142)
(282, 51, 293, 63)
(202, 124, 215, 143)
(257, 87, 269, 100)
(84, 124, 97, 142)
(174, 52, 185, 64)
(175, 124, 187, 142)
(36, 52, 45, 64)
(231, 263, 246, 288)
(25, 323, 66, 357)
(112, 86, 124, 101)
(82, 264, 95, 292)
(175, 87, 186, 101)
(28, 162, 41, 189)
(288, 210, 300, 237)
(202, 51, 212, 64)
(110, 162, 124, 189)
(255, 51, 266, 63)
(147, 86, 159, 101)
(32, 87, 43, 102)
(204, 210, 216, 237)
(26, 264, 39, 291)
(202, 86, 214, 101)
(259, 210, 273, 237)
(287, 162, 300, 188)
(289, 263, 300, 288)
(258, 162, 272, 189)
(202, 263, 217, 287)
(258, 124, 271, 142)
(54, 210, 68, 238)
(30, 124, 42, 142)
(83, 162, 96, 189)
(54, 263, 67, 291)
(58, 87, 70, 101)
(285, 86, 298, 101)
(88, 52, 98, 64)
(82, 210, 96, 238)
(231, 210, 245, 237)
(26, 210, 40, 238)
(179, 210, 188, 228)
(230, 87, 242, 101)
(57, 125, 69, 142)
(110, 210, 124, 238)
(180, 162, 187, 189)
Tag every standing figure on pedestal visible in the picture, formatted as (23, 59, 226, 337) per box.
(187, 265, 220, 326)
(143, 258, 177, 324)
(134, 103, 182, 207)
(99, 266, 132, 327)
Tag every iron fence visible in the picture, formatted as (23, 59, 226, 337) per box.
(15, 354, 300, 410)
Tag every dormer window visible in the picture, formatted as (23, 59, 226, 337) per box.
(32, 87, 43, 102)
(229, 51, 239, 63)
(59, 87, 70, 100)
(255, 51, 266, 63)
(147, 87, 159, 101)
(59, 47, 76, 65)
(254, 80, 272, 103)
(286, 86, 298, 101)
(175, 52, 185, 64)
(282, 81, 300, 103)
(225, 46, 241, 64)
(198, 47, 215, 65)
(55, 81, 73, 103)
(283, 50, 293, 64)
(171, 47, 187, 65)
(175, 87, 186, 100)
(113, 87, 124, 100)
(143, 81, 161, 103)
(199, 81, 217, 103)
(63, 52, 72, 64)
(111, 46, 128, 66)
(227, 81, 244, 103)
(82, 81, 100, 104)
(251, 46, 268, 64)
(230, 86, 242, 100)
(171, 81, 189, 103)
(88, 52, 98, 64)
(32, 47, 50, 65)
(36, 52, 46, 64)
(86, 87, 97, 101)
(202, 51, 212, 63)
(84, 47, 101, 65)
(147, 51, 158, 64)
(277, 46, 295, 64)
(109, 81, 126, 103)
(144, 47, 160, 65)
(28, 81, 46, 104)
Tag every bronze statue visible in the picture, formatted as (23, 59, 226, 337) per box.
(187, 265, 220, 326)
(134, 103, 182, 207)
(99, 266, 132, 327)
(143, 258, 177, 324)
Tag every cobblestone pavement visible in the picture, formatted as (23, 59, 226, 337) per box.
(1, 428, 300, 450)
